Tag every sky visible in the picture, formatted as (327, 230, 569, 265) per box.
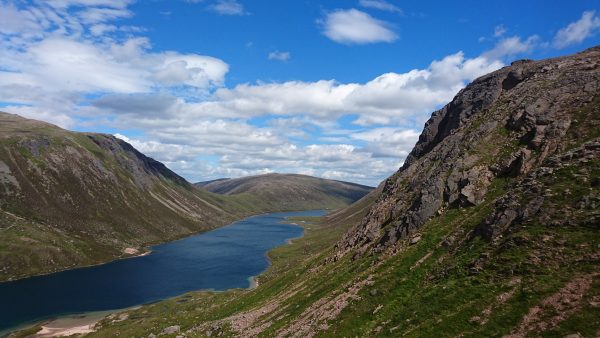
(1, 1, 600, 186)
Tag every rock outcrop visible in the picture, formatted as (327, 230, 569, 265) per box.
(335, 46, 600, 259)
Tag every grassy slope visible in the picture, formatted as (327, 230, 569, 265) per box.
(196, 173, 374, 211)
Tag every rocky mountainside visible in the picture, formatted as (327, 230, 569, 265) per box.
(335, 46, 600, 259)
(82, 46, 599, 337)
(0, 112, 241, 281)
(195, 173, 373, 211)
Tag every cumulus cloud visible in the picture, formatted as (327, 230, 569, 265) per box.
(321, 9, 398, 45)
(358, 0, 402, 14)
(268, 51, 291, 61)
(82, 49, 503, 185)
(209, 0, 247, 16)
(553, 11, 600, 49)
(0, 1, 228, 96)
(351, 128, 420, 158)
(184, 51, 502, 125)
(0, 0, 521, 186)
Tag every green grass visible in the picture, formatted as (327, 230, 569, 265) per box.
(77, 153, 600, 338)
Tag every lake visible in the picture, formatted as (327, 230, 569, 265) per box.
(0, 209, 326, 332)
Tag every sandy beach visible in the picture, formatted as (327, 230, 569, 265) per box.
(31, 311, 113, 337)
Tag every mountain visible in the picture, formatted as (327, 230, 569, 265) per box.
(84, 47, 600, 337)
(195, 173, 374, 211)
(0, 112, 243, 281)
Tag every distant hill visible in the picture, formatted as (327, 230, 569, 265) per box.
(195, 177, 230, 187)
(195, 173, 374, 211)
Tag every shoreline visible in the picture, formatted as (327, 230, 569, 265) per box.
(0, 248, 153, 285)
(5, 210, 326, 337)
(0, 208, 330, 284)
(34, 311, 109, 338)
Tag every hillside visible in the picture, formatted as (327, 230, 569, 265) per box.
(0, 113, 376, 283)
(0, 112, 245, 281)
(195, 173, 373, 211)
(81, 47, 600, 337)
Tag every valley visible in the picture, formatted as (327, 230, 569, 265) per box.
(0, 113, 372, 282)
(8, 45, 595, 338)
(0, 20, 599, 338)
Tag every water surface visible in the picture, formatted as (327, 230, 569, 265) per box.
(0, 210, 326, 332)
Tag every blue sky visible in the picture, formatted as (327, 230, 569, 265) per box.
(1, 0, 599, 186)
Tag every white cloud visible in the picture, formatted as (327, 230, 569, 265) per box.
(321, 9, 398, 45)
(358, 0, 402, 14)
(79, 49, 504, 186)
(1, 104, 76, 128)
(77, 6, 132, 24)
(0, 37, 228, 97)
(0, 3, 44, 36)
(553, 11, 600, 49)
(268, 51, 291, 61)
(351, 128, 420, 158)
(482, 35, 539, 60)
(0, 0, 521, 186)
(44, 1, 134, 9)
(189, 51, 502, 125)
(209, 0, 246, 16)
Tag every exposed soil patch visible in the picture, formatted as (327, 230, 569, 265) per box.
(505, 273, 598, 338)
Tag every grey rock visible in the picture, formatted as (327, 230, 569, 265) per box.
(161, 325, 180, 335)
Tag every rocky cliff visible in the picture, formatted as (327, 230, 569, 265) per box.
(335, 46, 600, 259)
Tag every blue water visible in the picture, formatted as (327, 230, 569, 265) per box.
(0, 210, 326, 331)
